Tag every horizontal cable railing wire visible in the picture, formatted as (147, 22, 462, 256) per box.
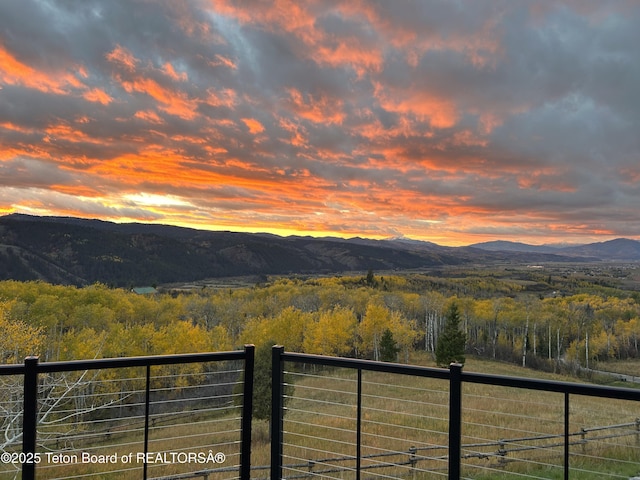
(272, 419, 640, 480)
(273, 353, 452, 480)
(461, 385, 639, 478)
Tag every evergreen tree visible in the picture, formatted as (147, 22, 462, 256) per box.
(252, 341, 276, 420)
(246, 341, 294, 421)
(379, 328, 400, 362)
(435, 303, 467, 367)
(365, 269, 377, 287)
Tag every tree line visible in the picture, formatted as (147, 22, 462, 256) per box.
(1, 272, 640, 370)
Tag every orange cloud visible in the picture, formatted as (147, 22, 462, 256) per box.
(121, 78, 198, 120)
(619, 167, 640, 184)
(287, 88, 345, 125)
(0, 122, 35, 134)
(204, 88, 236, 108)
(90, 151, 183, 186)
(163, 62, 188, 81)
(0, 44, 83, 94)
(242, 118, 265, 134)
(278, 117, 308, 147)
(83, 88, 113, 105)
(44, 123, 100, 145)
(213, 0, 382, 76)
(134, 110, 165, 124)
(516, 170, 578, 192)
(210, 54, 237, 70)
(339, 0, 504, 69)
(312, 40, 383, 77)
(374, 84, 458, 129)
(105, 45, 138, 71)
(49, 184, 102, 198)
(214, 0, 315, 36)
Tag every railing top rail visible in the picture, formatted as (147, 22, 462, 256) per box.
(462, 370, 640, 401)
(280, 350, 450, 380)
(0, 347, 253, 375)
(0, 364, 25, 375)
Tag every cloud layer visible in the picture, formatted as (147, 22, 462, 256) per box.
(1, 0, 639, 245)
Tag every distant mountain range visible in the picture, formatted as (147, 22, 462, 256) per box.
(1, 214, 638, 287)
(469, 238, 640, 260)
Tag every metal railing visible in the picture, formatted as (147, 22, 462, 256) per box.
(271, 346, 640, 480)
(0, 345, 254, 480)
(5, 345, 640, 480)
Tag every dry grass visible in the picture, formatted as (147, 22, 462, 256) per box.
(593, 359, 640, 378)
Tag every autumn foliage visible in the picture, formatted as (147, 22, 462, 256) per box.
(0, 268, 639, 372)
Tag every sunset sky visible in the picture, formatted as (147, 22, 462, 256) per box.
(1, 1, 639, 246)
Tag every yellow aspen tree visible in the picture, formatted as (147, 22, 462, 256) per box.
(108, 323, 158, 357)
(240, 306, 312, 350)
(153, 321, 213, 354)
(151, 321, 223, 389)
(59, 328, 107, 360)
(0, 300, 44, 364)
(388, 311, 419, 363)
(240, 316, 271, 348)
(269, 306, 311, 351)
(358, 303, 392, 361)
(303, 306, 357, 356)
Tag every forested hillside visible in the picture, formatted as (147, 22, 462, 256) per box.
(0, 214, 627, 287)
(2, 268, 640, 372)
(0, 215, 460, 286)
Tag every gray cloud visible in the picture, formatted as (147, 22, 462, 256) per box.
(1, 1, 639, 244)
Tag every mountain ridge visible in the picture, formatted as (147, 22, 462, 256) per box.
(468, 240, 561, 254)
(470, 238, 640, 259)
(1, 214, 637, 287)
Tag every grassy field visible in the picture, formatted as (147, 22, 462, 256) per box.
(593, 359, 640, 378)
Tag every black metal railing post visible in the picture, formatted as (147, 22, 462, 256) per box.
(271, 345, 285, 480)
(448, 363, 463, 480)
(356, 368, 362, 480)
(143, 364, 151, 480)
(564, 392, 570, 480)
(240, 344, 255, 480)
(22, 356, 39, 480)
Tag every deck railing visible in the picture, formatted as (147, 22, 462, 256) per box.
(271, 346, 640, 480)
(4, 345, 640, 480)
(0, 345, 254, 480)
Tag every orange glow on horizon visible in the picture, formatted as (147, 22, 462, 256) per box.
(0, 205, 631, 248)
